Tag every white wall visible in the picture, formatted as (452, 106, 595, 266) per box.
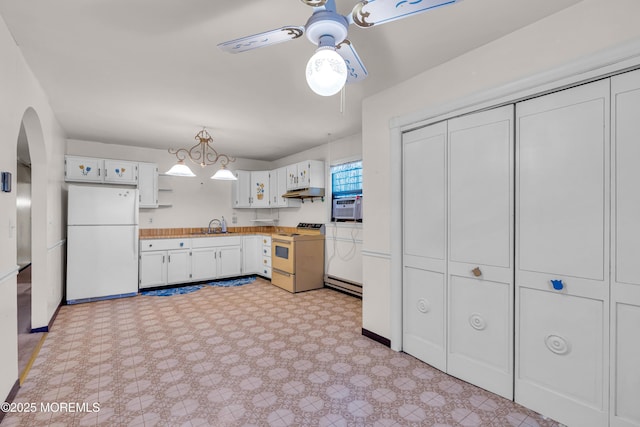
(68, 132, 363, 229)
(0, 13, 66, 401)
(361, 0, 640, 341)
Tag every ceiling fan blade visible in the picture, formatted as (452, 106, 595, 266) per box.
(336, 39, 368, 84)
(351, 0, 461, 28)
(218, 26, 305, 54)
(300, 0, 327, 7)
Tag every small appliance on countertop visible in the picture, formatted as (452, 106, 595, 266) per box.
(271, 223, 325, 293)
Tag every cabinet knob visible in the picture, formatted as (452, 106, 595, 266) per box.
(550, 279, 564, 291)
(471, 267, 482, 277)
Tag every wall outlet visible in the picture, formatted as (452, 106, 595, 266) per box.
(148, 217, 153, 224)
(232, 213, 237, 224)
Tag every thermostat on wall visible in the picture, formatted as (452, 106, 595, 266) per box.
(1, 172, 11, 193)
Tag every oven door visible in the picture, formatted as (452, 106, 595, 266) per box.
(272, 238, 295, 273)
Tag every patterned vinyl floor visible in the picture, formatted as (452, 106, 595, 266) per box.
(2, 278, 561, 426)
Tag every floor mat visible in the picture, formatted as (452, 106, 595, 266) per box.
(140, 276, 256, 296)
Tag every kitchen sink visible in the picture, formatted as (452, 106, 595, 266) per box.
(190, 231, 234, 236)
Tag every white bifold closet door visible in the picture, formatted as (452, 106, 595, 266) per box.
(446, 105, 514, 400)
(611, 69, 640, 427)
(402, 121, 448, 372)
(515, 79, 610, 427)
(402, 105, 514, 399)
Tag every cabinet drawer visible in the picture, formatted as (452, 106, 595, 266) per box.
(262, 256, 272, 268)
(272, 269, 294, 292)
(140, 239, 190, 251)
(260, 266, 272, 279)
(262, 246, 271, 257)
(262, 236, 272, 247)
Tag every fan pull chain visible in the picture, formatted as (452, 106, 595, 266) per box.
(340, 85, 346, 115)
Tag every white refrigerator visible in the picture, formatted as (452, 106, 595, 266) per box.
(66, 185, 139, 304)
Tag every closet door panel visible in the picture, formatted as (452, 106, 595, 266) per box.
(402, 121, 447, 371)
(517, 287, 606, 426)
(611, 69, 640, 427)
(448, 274, 512, 398)
(403, 124, 446, 261)
(403, 267, 446, 371)
(447, 105, 514, 399)
(449, 107, 512, 268)
(515, 79, 610, 427)
(517, 81, 609, 283)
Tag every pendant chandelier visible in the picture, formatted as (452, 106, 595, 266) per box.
(166, 128, 237, 180)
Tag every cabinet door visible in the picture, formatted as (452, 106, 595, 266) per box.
(270, 169, 278, 206)
(218, 246, 242, 278)
(191, 248, 217, 281)
(515, 79, 610, 427)
(65, 156, 103, 182)
(167, 249, 191, 284)
(139, 251, 167, 289)
(611, 69, 640, 427)
(232, 170, 251, 208)
(286, 164, 298, 190)
(296, 161, 310, 188)
(251, 171, 270, 208)
(104, 159, 138, 184)
(138, 162, 158, 208)
(447, 105, 514, 399)
(402, 121, 448, 372)
(277, 167, 301, 207)
(242, 236, 261, 274)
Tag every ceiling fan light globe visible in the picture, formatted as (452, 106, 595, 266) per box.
(305, 48, 347, 96)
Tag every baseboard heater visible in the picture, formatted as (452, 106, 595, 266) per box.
(324, 275, 362, 297)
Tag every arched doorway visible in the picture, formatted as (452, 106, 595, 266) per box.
(15, 108, 48, 377)
(16, 123, 35, 376)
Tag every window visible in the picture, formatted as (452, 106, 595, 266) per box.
(331, 160, 362, 198)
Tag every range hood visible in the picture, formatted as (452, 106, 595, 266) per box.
(281, 187, 325, 199)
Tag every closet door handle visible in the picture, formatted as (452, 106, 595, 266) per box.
(550, 279, 564, 291)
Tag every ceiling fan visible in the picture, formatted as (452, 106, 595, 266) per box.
(218, 0, 461, 96)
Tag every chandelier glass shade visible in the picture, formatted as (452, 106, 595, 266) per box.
(166, 128, 237, 180)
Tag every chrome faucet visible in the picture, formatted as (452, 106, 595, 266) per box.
(207, 218, 221, 234)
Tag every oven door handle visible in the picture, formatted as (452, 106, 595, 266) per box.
(273, 268, 291, 277)
(272, 239, 292, 245)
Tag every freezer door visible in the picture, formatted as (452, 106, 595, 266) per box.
(68, 185, 138, 225)
(66, 225, 139, 302)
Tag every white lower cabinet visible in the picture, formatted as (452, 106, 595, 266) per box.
(243, 236, 261, 275)
(191, 247, 217, 282)
(261, 235, 272, 279)
(139, 238, 191, 289)
(139, 236, 243, 289)
(191, 236, 242, 280)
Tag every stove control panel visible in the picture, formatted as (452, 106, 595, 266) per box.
(296, 223, 325, 234)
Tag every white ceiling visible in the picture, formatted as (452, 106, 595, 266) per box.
(0, 0, 582, 161)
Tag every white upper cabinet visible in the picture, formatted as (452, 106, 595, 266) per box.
(103, 159, 138, 184)
(138, 162, 158, 208)
(250, 170, 270, 208)
(231, 170, 252, 208)
(273, 167, 301, 208)
(232, 170, 271, 208)
(65, 156, 104, 182)
(65, 155, 138, 185)
(286, 160, 325, 191)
